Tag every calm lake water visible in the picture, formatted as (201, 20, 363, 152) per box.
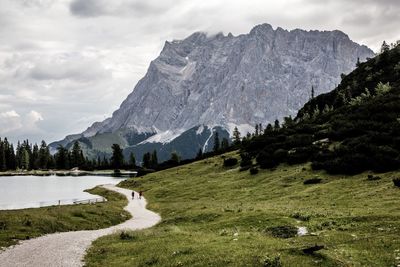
(0, 175, 126, 210)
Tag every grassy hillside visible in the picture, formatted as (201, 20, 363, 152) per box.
(0, 187, 130, 248)
(85, 152, 400, 266)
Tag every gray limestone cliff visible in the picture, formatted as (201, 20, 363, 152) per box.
(51, 23, 374, 162)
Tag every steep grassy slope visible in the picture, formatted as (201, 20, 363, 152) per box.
(85, 152, 400, 266)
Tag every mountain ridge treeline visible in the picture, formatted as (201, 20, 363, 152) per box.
(240, 41, 400, 175)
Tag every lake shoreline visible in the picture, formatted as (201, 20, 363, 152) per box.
(0, 170, 138, 177)
(0, 175, 128, 210)
(0, 186, 130, 248)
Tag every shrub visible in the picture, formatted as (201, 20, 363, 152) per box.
(262, 255, 282, 267)
(119, 231, 136, 240)
(303, 178, 322, 185)
(273, 149, 288, 161)
(249, 167, 259, 175)
(223, 158, 238, 167)
(321, 153, 371, 175)
(0, 221, 7, 230)
(256, 151, 278, 169)
(267, 225, 297, 238)
(367, 175, 381, 181)
(393, 178, 400, 187)
(291, 212, 311, 221)
(23, 218, 32, 227)
(287, 146, 315, 165)
(240, 152, 252, 168)
(239, 166, 251, 172)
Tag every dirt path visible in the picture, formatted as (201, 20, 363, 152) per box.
(0, 185, 161, 267)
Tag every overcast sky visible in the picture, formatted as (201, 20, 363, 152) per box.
(0, 0, 399, 144)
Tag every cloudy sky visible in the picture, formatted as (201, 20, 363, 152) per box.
(0, 0, 399, 144)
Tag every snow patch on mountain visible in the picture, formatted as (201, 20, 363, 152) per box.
(140, 129, 185, 144)
(227, 123, 255, 137)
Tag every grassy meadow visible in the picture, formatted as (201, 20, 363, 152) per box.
(85, 152, 400, 266)
(0, 187, 130, 248)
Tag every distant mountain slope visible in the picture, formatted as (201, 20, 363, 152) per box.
(50, 23, 374, 162)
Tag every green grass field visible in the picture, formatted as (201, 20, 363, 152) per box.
(0, 187, 130, 248)
(85, 152, 400, 266)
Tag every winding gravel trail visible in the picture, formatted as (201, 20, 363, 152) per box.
(0, 184, 161, 267)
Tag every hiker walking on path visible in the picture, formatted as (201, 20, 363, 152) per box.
(139, 190, 143, 199)
(131, 191, 135, 199)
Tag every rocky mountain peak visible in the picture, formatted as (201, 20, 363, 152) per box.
(52, 23, 375, 162)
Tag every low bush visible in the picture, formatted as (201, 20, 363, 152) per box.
(393, 178, 400, 187)
(267, 225, 297, 238)
(273, 149, 288, 161)
(367, 175, 381, 181)
(262, 255, 282, 267)
(0, 221, 7, 230)
(303, 178, 322, 185)
(223, 158, 238, 167)
(256, 151, 278, 169)
(239, 166, 251, 172)
(291, 212, 311, 221)
(286, 146, 315, 165)
(249, 167, 259, 175)
(240, 152, 252, 168)
(119, 231, 136, 240)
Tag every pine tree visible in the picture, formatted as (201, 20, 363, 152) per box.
(221, 138, 229, 151)
(213, 132, 220, 152)
(16, 141, 22, 169)
(312, 106, 321, 118)
(32, 144, 39, 169)
(264, 123, 273, 134)
(232, 127, 241, 145)
(71, 141, 83, 168)
(7, 144, 16, 170)
(311, 85, 315, 99)
(0, 140, 6, 171)
(151, 150, 158, 168)
(129, 153, 136, 168)
(38, 141, 50, 169)
(111, 144, 124, 169)
(196, 148, 203, 159)
(170, 151, 180, 164)
(102, 156, 109, 169)
(142, 152, 151, 169)
(323, 104, 331, 114)
(381, 41, 390, 53)
(274, 119, 280, 130)
(21, 148, 30, 170)
(55, 145, 69, 169)
(302, 112, 310, 121)
(283, 116, 294, 128)
(97, 156, 101, 168)
(255, 124, 259, 136)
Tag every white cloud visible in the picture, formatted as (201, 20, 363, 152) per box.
(0, 110, 23, 134)
(0, 110, 45, 142)
(0, 0, 399, 144)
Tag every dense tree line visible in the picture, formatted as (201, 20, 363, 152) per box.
(0, 139, 54, 171)
(0, 140, 134, 171)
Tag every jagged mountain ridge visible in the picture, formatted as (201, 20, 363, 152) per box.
(51, 23, 374, 162)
